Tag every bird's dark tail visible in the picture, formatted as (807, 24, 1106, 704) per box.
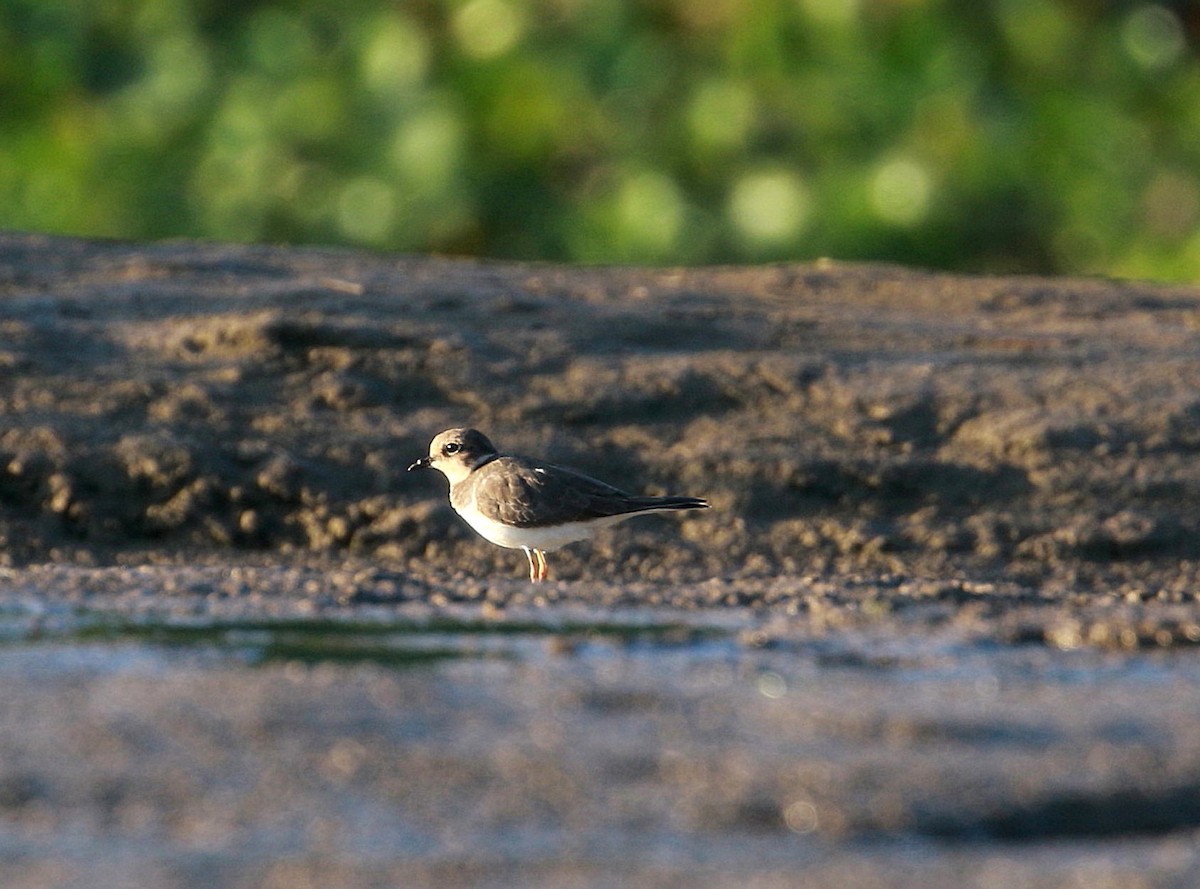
(626, 495, 709, 512)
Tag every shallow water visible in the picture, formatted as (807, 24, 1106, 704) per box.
(0, 601, 737, 670)
(6, 594, 1196, 684)
(4, 587, 1200, 889)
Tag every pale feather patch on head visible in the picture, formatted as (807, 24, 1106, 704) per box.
(424, 427, 500, 485)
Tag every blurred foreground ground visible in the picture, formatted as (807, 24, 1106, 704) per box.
(2, 233, 1200, 887)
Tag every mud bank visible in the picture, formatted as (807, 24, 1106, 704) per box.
(1, 232, 1199, 594)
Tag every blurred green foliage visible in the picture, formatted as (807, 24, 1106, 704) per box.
(1, 0, 1199, 279)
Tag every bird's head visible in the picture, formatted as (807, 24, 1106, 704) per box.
(407, 427, 499, 484)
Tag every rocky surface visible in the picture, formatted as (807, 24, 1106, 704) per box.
(3, 232, 1200, 887)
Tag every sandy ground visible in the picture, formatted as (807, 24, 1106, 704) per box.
(3, 232, 1200, 886)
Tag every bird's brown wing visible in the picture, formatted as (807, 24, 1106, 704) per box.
(469, 457, 641, 528)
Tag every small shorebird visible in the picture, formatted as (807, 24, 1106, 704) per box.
(408, 428, 709, 581)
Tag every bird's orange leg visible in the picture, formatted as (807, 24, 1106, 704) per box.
(534, 549, 549, 582)
(522, 547, 538, 582)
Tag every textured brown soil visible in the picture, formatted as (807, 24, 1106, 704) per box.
(4, 233, 1200, 593)
(3, 233, 1200, 887)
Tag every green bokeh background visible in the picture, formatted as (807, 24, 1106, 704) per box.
(2, 0, 1199, 279)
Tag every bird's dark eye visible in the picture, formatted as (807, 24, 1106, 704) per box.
(443, 441, 461, 455)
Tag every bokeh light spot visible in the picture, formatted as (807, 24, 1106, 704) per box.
(615, 170, 685, 257)
(389, 105, 466, 192)
(798, 0, 860, 27)
(337, 177, 396, 245)
(688, 78, 755, 153)
(1122, 5, 1185, 71)
(871, 157, 932, 226)
(756, 670, 787, 698)
(784, 800, 819, 834)
(728, 168, 811, 247)
(453, 0, 527, 60)
(362, 15, 430, 94)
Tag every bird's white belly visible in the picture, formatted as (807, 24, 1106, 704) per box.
(455, 506, 630, 551)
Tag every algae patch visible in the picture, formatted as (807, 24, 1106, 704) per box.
(0, 607, 725, 668)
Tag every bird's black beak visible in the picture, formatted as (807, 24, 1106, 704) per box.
(407, 456, 432, 471)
